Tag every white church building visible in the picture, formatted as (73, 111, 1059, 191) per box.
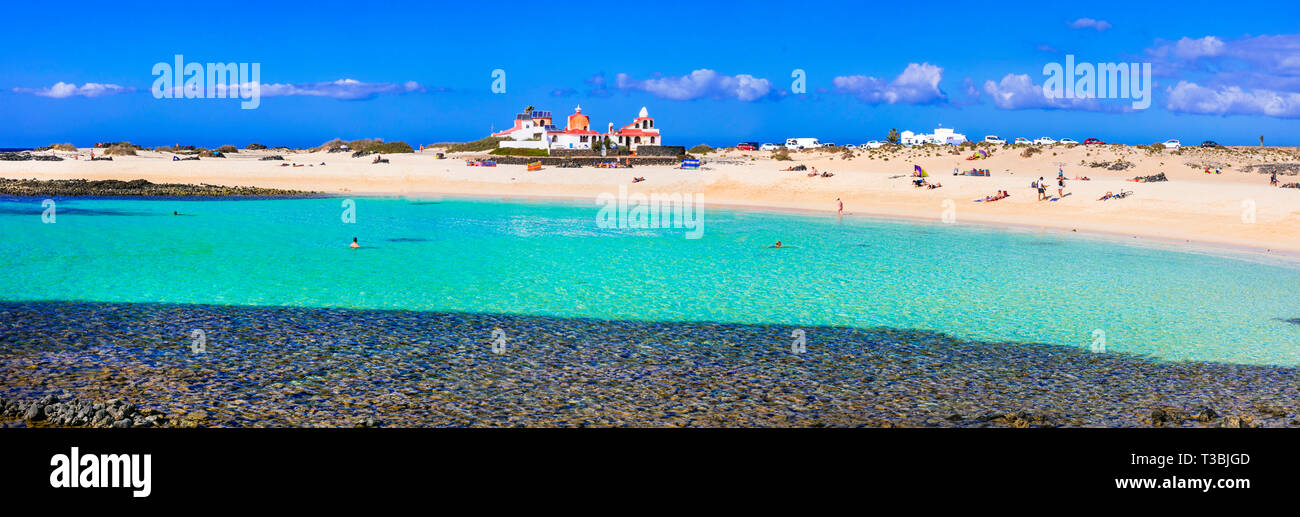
(493, 106, 662, 152)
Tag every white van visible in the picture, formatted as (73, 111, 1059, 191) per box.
(785, 138, 820, 149)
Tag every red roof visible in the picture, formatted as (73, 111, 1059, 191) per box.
(613, 122, 659, 137)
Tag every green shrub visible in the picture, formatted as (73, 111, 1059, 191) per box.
(349, 141, 415, 157)
(772, 149, 791, 161)
(103, 143, 138, 156)
(688, 144, 714, 154)
(489, 147, 549, 157)
(363, 141, 414, 154)
(246, 143, 267, 150)
(216, 145, 238, 153)
(432, 137, 506, 153)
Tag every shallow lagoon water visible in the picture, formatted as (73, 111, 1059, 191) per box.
(7, 196, 1300, 366)
(4, 195, 1300, 427)
(1, 195, 1299, 366)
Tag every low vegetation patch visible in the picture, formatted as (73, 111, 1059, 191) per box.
(432, 137, 505, 153)
(350, 141, 415, 157)
(488, 147, 548, 157)
(102, 143, 138, 156)
(688, 144, 714, 154)
(38, 143, 78, 152)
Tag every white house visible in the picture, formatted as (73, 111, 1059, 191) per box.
(608, 106, 662, 151)
(493, 109, 554, 150)
(546, 106, 603, 150)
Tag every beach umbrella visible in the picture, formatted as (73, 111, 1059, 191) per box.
(914, 165, 928, 177)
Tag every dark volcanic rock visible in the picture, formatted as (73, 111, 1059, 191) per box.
(0, 177, 319, 197)
(2, 300, 1298, 428)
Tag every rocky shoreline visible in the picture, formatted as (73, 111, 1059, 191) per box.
(0, 178, 321, 197)
(3, 301, 1298, 428)
(1, 395, 178, 428)
(0, 394, 382, 428)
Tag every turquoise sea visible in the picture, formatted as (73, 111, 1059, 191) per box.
(3, 195, 1299, 367)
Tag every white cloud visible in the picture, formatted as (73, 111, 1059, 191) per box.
(833, 63, 947, 104)
(1165, 81, 1300, 118)
(1068, 18, 1112, 31)
(615, 69, 775, 101)
(258, 79, 424, 100)
(13, 82, 134, 98)
(982, 73, 1107, 111)
(1150, 36, 1226, 60)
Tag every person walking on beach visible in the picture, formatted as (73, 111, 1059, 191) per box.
(1057, 177, 1065, 199)
(837, 198, 843, 215)
(1272, 172, 1279, 186)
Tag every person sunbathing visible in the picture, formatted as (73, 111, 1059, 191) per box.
(927, 182, 942, 189)
(1099, 191, 1113, 200)
(632, 177, 645, 183)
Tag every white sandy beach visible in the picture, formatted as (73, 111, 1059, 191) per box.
(4, 144, 1299, 256)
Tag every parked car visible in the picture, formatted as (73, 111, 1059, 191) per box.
(1084, 138, 1105, 145)
(759, 143, 780, 151)
(1033, 137, 1056, 145)
(983, 135, 1006, 145)
(1162, 139, 1181, 149)
(1013, 137, 1031, 145)
(843, 144, 857, 149)
(1201, 140, 1221, 148)
(822, 142, 838, 148)
(865, 141, 884, 149)
(1058, 138, 1078, 145)
(736, 142, 758, 151)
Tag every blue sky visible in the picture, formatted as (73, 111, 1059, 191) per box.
(2, 0, 1298, 148)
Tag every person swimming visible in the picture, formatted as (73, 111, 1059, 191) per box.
(350, 237, 360, 249)
(770, 240, 782, 248)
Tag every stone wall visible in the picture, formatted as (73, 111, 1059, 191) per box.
(548, 148, 631, 157)
(632, 145, 686, 157)
(542, 146, 683, 158)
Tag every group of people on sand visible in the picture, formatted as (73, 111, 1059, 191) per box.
(1032, 172, 1066, 201)
(981, 190, 1010, 202)
(806, 166, 833, 178)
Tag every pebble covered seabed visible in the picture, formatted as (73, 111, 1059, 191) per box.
(1, 301, 1297, 428)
